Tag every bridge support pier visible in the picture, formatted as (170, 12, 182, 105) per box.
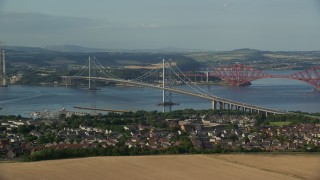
(63, 77, 72, 86)
(257, 110, 268, 117)
(212, 100, 217, 110)
(206, 72, 209, 83)
(220, 101, 224, 110)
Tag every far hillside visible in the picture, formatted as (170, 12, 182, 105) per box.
(3, 46, 320, 71)
(4, 46, 200, 71)
(185, 48, 320, 70)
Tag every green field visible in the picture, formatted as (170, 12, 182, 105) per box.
(269, 121, 292, 126)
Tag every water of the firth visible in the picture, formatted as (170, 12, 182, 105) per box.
(0, 77, 319, 116)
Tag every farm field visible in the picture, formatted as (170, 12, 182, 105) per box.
(269, 121, 292, 126)
(0, 154, 319, 180)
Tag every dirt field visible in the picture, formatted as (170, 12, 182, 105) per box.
(0, 154, 319, 180)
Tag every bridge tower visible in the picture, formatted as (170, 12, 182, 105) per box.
(89, 56, 92, 89)
(159, 59, 177, 112)
(87, 56, 98, 90)
(0, 50, 7, 87)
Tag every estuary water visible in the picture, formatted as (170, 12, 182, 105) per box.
(0, 77, 319, 117)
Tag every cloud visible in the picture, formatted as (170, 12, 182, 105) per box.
(0, 0, 5, 11)
(0, 12, 173, 48)
(0, 12, 119, 47)
(0, 12, 110, 33)
(313, 0, 320, 15)
(223, 0, 233, 8)
(133, 23, 163, 29)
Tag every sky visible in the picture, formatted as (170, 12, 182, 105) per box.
(0, 0, 320, 51)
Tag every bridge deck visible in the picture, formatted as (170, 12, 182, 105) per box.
(62, 76, 286, 115)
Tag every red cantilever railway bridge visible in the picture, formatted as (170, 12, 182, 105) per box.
(185, 64, 320, 90)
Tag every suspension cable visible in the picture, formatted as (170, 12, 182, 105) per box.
(131, 68, 162, 81)
(166, 62, 208, 96)
(167, 59, 212, 96)
(73, 59, 89, 77)
(91, 57, 121, 79)
(128, 60, 163, 81)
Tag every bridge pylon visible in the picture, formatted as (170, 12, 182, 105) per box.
(212, 100, 216, 110)
(87, 57, 100, 90)
(0, 50, 7, 87)
(158, 59, 178, 112)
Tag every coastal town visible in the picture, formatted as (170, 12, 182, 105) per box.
(1, 110, 319, 160)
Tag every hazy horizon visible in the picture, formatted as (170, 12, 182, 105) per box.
(1, 0, 320, 51)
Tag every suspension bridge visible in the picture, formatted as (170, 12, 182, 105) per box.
(61, 57, 319, 116)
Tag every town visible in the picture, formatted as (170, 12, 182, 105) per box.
(1, 109, 319, 161)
